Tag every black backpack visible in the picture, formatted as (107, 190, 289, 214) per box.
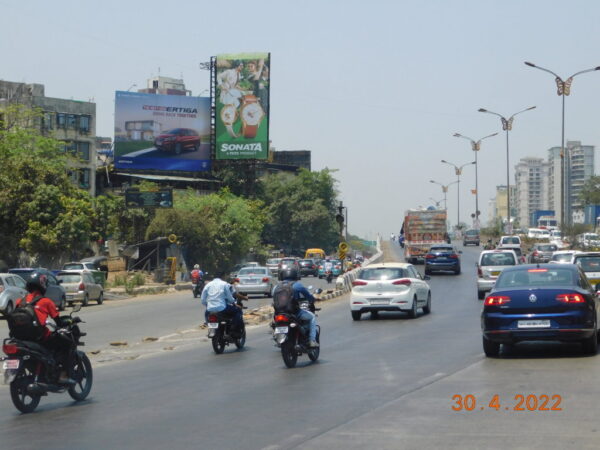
(272, 282, 296, 314)
(7, 296, 46, 341)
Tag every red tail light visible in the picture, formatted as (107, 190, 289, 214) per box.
(208, 314, 218, 323)
(392, 279, 412, 286)
(556, 293, 585, 303)
(352, 280, 368, 286)
(533, 251, 539, 256)
(234, 278, 240, 283)
(78, 282, 85, 291)
(477, 266, 483, 277)
(449, 254, 459, 259)
(262, 277, 269, 282)
(2, 344, 18, 355)
(484, 295, 511, 306)
(425, 254, 435, 259)
(0, 286, 4, 293)
(274, 314, 289, 322)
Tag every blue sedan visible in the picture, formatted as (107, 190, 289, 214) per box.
(424, 244, 461, 275)
(481, 264, 600, 357)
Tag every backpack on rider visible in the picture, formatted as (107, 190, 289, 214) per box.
(272, 281, 296, 314)
(7, 295, 46, 341)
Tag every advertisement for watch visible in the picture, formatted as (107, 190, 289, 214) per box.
(215, 52, 270, 160)
(114, 91, 211, 172)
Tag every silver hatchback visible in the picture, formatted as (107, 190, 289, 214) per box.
(57, 271, 104, 306)
(0, 273, 28, 314)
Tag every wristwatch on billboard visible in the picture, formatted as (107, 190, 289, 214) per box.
(220, 104, 239, 138)
(240, 95, 265, 139)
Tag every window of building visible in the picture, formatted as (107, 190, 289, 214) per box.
(78, 141, 90, 161)
(57, 113, 66, 128)
(42, 112, 54, 130)
(79, 115, 90, 133)
(67, 114, 77, 129)
(79, 169, 90, 189)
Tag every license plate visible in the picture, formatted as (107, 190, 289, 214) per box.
(3, 360, 19, 370)
(369, 298, 390, 305)
(207, 323, 219, 329)
(517, 320, 551, 328)
(491, 271, 500, 276)
(275, 327, 288, 334)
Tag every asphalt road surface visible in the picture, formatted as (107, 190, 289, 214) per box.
(1, 243, 599, 449)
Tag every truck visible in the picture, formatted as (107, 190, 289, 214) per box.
(530, 209, 555, 229)
(401, 209, 448, 263)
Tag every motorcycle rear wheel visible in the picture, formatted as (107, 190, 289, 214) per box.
(68, 352, 93, 401)
(212, 329, 226, 354)
(307, 327, 320, 362)
(10, 367, 40, 413)
(281, 341, 298, 368)
(235, 326, 246, 349)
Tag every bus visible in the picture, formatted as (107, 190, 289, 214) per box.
(305, 248, 326, 260)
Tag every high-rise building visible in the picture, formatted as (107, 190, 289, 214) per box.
(514, 157, 550, 227)
(548, 140, 595, 225)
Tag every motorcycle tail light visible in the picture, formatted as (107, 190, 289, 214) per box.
(2, 344, 18, 355)
(208, 314, 218, 323)
(274, 314, 289, 322)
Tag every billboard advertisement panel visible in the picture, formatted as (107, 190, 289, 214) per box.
(215, 52, 270, 160)
(114, 91, 211, 172)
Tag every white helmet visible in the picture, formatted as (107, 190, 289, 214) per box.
(194, 264, 200, 269)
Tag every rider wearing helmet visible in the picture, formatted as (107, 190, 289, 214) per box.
(277, 267, 319, 348)
(191, 264, 204, 283)
(14, 271, 74, 384)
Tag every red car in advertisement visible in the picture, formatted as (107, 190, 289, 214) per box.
(154, 128, 201, 154)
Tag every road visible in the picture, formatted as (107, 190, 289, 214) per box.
(0, 243, 599, 449)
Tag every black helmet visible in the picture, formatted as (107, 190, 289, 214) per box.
(280, 267, 298, 281)
(26, 271, 48, 294)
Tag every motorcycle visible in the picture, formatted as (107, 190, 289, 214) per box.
(272, 292, 322, 368)
(1, 304, 92, 413)
(192, 278, 205, 298)
(325, 269, 333, 284)
(206, 300, 247, 354)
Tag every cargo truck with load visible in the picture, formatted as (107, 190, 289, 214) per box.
(401, 209, 448, 263)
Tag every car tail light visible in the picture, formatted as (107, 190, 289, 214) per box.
(528, 269, 548, 273)
(449, 254, 459, 259)
(352, 280, 368, 286)
(425, 254, 435, 259)
(556, 293, 585, 303)
(484, 295, 511, 306)
(234, 278, 240, 283)
(0, 286, 3, 293)
(319, 265, 323, 270)
(78, 282, 85, 291)
(262, 277, 269, 282)
(477, 266, 483, 277)
(392, 279, 412, 286)
(208, 314, 218, 323)
(2, 344, 18, 355)
(532, 251, 539, 256)
(274, 314, 289, 322)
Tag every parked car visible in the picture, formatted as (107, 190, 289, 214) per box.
(424, 244, 462, 275)
(0, 273, 28, 315)
(481, 264, 600, 356)
(550, 250, 581, 264)
(573, 252, 600, 287)
(234, 266, 274, 297)
(528, 243, 559, 263)
(266, 258, 282, 276)
(298, 259, 318, 277)
(154, 128, 201, 154)
(7, 268, 67, 310)
(278, 258, 300, 280)
(476, 249, 519, 300)
(350, 263, 431, 321)
(62, 260, 106, 287)
(463, 229, 480, 246)
(57, 271, 104, 306)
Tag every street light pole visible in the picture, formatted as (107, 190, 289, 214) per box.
(524, 62, 600, 230)
(440, 160, 476, 229)
(478, 106, 536, 233)
(453, 132, 498, 229)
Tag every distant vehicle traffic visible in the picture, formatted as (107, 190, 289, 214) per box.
(403, 209, 448, 263)
(424, 244, 461, 275)
(304, 248, 326, 261)
(550, 250, 581, 264)
(350, 263, 431, 321)
(477, 250, 519, 300)
(57, 271, 104, 306)
(463, 229, 480, 246)
(8, 268, 67, 310)
(234, 266, 274, 297)
(528, 243, 558, 263)
(298, 259, 318, 277)
(266, 258, 282, 276)
(481, 264, 600, 357)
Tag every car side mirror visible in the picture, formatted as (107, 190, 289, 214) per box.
(315, 288, 323, 294)
(458, 250, 463, 254)
(423, 275, 431, 280)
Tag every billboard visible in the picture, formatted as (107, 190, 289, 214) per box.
(114, 91, 211, 172)
(215, 53, 270, 160)
(125, 188, 173, 208)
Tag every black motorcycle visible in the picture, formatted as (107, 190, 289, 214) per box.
(207, 301, 246, 354)
(192, 279, 205, 298)
(272, 298, 321, 368)
(1, 304, 92, 413)
(325, 270, 333, 284)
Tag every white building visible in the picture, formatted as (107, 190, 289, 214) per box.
(514, 157, 550, 228)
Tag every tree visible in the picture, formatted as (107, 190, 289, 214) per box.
(579, 176, 600, 206)
(0, 105, 96, 265)
(145, 189, 265, 274)
(259, 169, 340, 254)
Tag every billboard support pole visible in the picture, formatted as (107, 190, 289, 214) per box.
(210, 56, 216, 162)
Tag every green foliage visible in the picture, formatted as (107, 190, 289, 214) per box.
(259, 168, 340, 254)
(145, 188, 265, 274)
(0, 105, 95, 265)
(579, 176, 600, 206)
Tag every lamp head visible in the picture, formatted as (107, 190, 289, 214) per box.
(524, 61, 536, 67)
(478, 108, 487, 113)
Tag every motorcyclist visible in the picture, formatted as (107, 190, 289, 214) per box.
(277, 268, 319, 348)
(191, 264, 204, 283)
(201, 270, 243, 336)
(13, 271, 74, 384)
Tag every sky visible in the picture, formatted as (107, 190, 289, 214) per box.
(3, 0, 600, 240)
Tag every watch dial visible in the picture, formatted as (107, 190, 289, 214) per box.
(221, 106, 236, 123)
(242, 104, 264, 125)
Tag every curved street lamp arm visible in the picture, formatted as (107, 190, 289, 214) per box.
(524, 61, 562, 80)
(570, 67, 600, 78)
(479, 132, 499, 142)
(478, 108, 506, 121)
(510, 106, 536, 120)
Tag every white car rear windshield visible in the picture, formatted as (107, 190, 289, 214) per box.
(480, 253, 516, 266)
(552, 254, 573, 263)
(358, 268, 408, 280)
(576, 257, 600, 272)
(501, 237, 520, 245)
(59, 274, 82, 283)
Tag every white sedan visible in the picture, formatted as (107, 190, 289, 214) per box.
(350, 263, 431, 321)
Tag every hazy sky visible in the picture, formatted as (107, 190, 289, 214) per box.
(3, 0, 600, 239)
